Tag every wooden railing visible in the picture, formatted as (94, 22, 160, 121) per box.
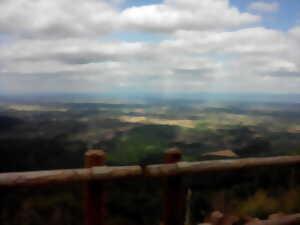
(1, 148, 300, 225)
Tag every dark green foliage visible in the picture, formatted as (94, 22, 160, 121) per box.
(107, 179, 162, 225)
(0, 115, 23, 131)
(0, 137, 86, 172)
(1, 99, 300, 225)
(104, 125, 179, 165)
(235, 138, 271, 157)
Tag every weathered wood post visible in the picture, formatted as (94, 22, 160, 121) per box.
(84, 150, 107, 225)
(163, 148, 186, 225)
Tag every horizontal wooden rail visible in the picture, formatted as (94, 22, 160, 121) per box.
(1, 155, 300, 188)
(0, 166, 142, 188)
(0, 156, 300, 187)
(2, 150, 300, 225)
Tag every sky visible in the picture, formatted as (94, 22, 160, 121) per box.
(0, 0, 300, 95)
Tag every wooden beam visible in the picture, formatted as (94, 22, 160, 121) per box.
(0, 168, 92, 187)
(163, 148, 186, 225)
(144, 155, 300, 177)
(0, 155, 300, 188)
(84, 150, 107, 225)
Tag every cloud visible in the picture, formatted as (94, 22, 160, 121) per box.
(0, 36, 223, 93)
(120, 0, 260, 33)
(1, 25, 300, 94)
(249, 1, 279, 13)
(0, 0, 118, 38)
(0, 39, 147, 65)
(158, 26, 300, 92)
(289, 26, 300, 39)
(0, 0, 299, 94)
(0, 0, 260, 38)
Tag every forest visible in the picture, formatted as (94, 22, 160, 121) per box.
(1, 96, 300, 225)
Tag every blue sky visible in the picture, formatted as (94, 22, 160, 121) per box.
(121, 0, 162, 8)
(0, 0, 300, 95)
(233, 0, 300, 30)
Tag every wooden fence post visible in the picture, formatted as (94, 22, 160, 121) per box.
(84, 150, 107, 225)
(163, 148, 186, 225)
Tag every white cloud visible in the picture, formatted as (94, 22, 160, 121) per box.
(120, 0, 260, 33)
(0, 0, 118, 38)
(173, 27, 299, 72)
(289, 26, 300, 39)
(249, 1, 279, 13)
(0, 0, 299, 94)
(1, 25, 300, 94)
(0, 0, 261, 38)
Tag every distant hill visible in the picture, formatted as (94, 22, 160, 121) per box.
(200, 149, 239, 160)
(202, 149, 238, 158)
(0, 115, 23, 131)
